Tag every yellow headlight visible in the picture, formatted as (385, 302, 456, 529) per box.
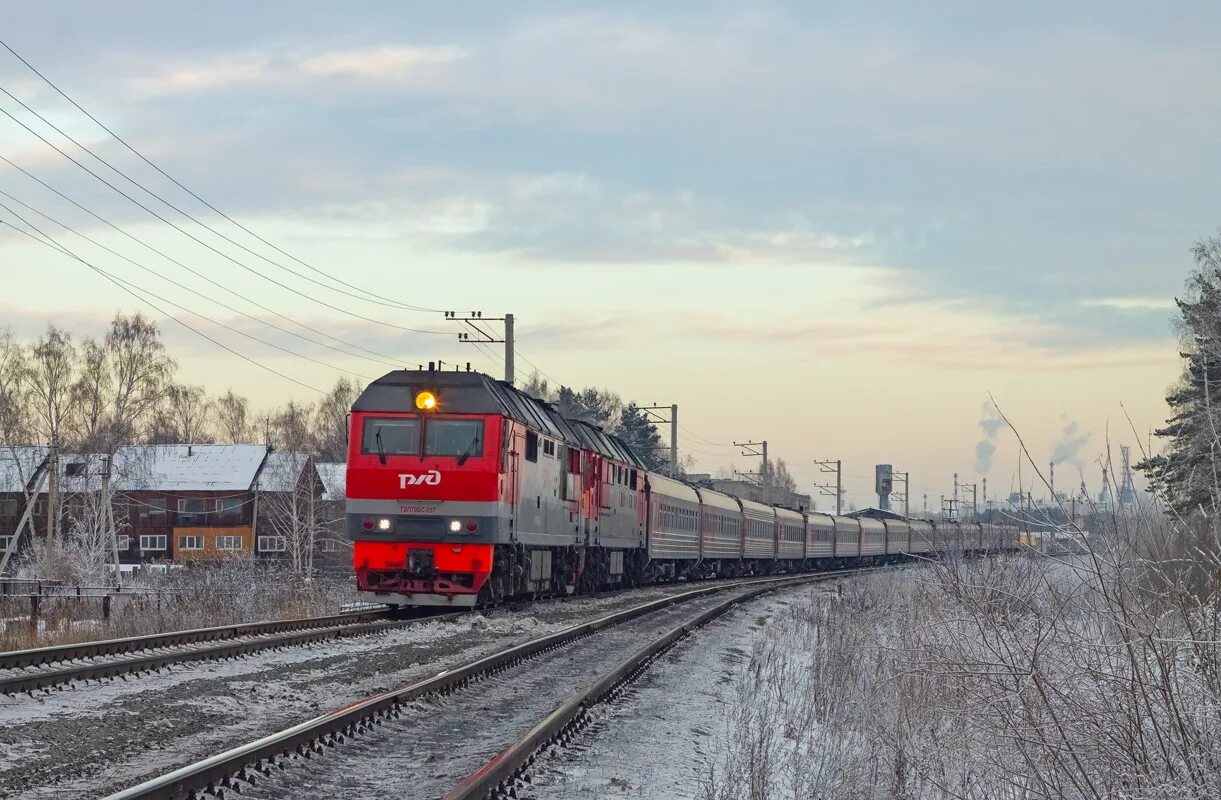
(415, 390, 437, 411)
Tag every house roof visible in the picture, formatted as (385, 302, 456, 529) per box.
(315, 462, 346, 502)
(0, 446, 49, 493)
(256, 451, 312, 493)
(110, 444, 270, 492)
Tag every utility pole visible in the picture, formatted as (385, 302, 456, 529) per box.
(102, 454, 121, 588)
(47, 441, 58, 544)
(812, 459, 842, 515)
(641, 404, 679, 478)
(447, 311, 515, 384)
(952, 473, 959, 522)
(734, 441, 769, 504)
(890, 471, 910, 517)
(959, 478, 978, 522)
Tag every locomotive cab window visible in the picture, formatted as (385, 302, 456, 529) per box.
(362, 417, 420, 456)
(425, 419, 484, 458)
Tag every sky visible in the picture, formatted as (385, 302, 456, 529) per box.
(0, 1, 1213, 509)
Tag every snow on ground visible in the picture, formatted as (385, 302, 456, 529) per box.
(0, 581, 753, 798)
(522, 581, 844, 800)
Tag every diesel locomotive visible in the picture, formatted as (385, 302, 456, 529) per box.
(346, 368, 1020, 607)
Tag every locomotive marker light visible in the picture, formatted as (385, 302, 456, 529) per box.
(377, 518, 392, 531)
(415, 390, 438, 411)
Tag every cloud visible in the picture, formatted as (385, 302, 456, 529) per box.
(1081, 297, 1177, 311)
(299, 46, 468, 78)
(127, 44, 467, 95)
(130, 56, 270, 93)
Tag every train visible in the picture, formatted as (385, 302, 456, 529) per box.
(346, 367, 1021, 607)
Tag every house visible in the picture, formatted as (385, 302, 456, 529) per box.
(104, 444, 270, 563)
(0, 446, 49, 567)
(314, 462, 349, 569)
(254, 451, 324, 564)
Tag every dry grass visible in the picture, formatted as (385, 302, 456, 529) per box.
(0, 558, 359, 652)
(702, 511, 1221, 800)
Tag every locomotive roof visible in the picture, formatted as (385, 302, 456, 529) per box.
(354, 370, 644, 467)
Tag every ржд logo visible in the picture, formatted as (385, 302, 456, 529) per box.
(399, 470, 442, 489)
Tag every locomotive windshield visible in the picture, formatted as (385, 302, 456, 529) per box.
(425, 419, 484, 458)
(361, 418, 420, 455)
(360, 416, 484, 459)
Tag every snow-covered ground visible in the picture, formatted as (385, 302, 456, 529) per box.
(521, 581, 842, 799)
(0, 581, 763, 798)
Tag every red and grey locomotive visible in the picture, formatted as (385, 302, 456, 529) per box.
(346, 367, 1022, 608)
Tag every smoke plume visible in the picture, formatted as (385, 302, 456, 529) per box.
(975, 401, 1005, 474)
(1051, 418, 1091, 469)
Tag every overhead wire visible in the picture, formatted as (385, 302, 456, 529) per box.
(0, 153, 410, 365)
(0, 213, 328, 393)
(0, 186, 405, 371)
(0, 40, 693, 409)
(0, 37, 444, 314)
(0, 102, 450, 336)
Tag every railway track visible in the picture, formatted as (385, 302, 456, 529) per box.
(100, 570, 862, 800)
(0, 607, 455, 695)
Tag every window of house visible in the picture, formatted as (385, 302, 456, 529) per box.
(525, 431, 539, 462)
(178, 535, 204, 550)
(178, 498, 206, 516)
(0, 536, 11, 552)
(258, 536, 286, 552)
(64, 462, 86, 477)
(215, 497, 242, 516)
(216, 536, 244, 551)
(321, 539, 339, 552)
(144, 498, 166, 517)
(140, 535, 167, 551)
(0, 498, 16, 516)
(116, 534, 131, 551)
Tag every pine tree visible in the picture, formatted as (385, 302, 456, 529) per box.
(1140, 234, 1221, 514)
(617, 403, 668, 472)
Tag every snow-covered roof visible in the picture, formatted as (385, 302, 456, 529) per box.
(111, 444, 270, 492)
(315, 462, 346, 502)
(256, 452, 311, 492)
(0, 446, 48, 493)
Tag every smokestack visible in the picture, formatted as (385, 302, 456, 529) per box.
(1050, 460, 1055, 501)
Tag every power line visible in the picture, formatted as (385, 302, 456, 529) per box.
(678, 424, 733, 448)
(0, 216, 327, 394)
(0, 37, 444, 315)
(0, 186, 405, 371)
(0, 102, 450, 337)
(0, 153, 409, 365)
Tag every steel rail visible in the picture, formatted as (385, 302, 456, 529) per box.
(100, 573, 836, 800)
(0, 612, 463, 695)
(0, 607, 392, 672)
(441, 573, 840, 800)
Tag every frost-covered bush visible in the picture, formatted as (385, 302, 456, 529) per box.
(703, 513, 1221, 800)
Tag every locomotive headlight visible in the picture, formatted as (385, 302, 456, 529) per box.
(449, 519, 462, 533)
(415, 390, 437, 411)
(377, 518, 392, 532)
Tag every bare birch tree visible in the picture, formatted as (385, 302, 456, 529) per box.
(258, 453, 324, 575)
(215, 390, 251, 443)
